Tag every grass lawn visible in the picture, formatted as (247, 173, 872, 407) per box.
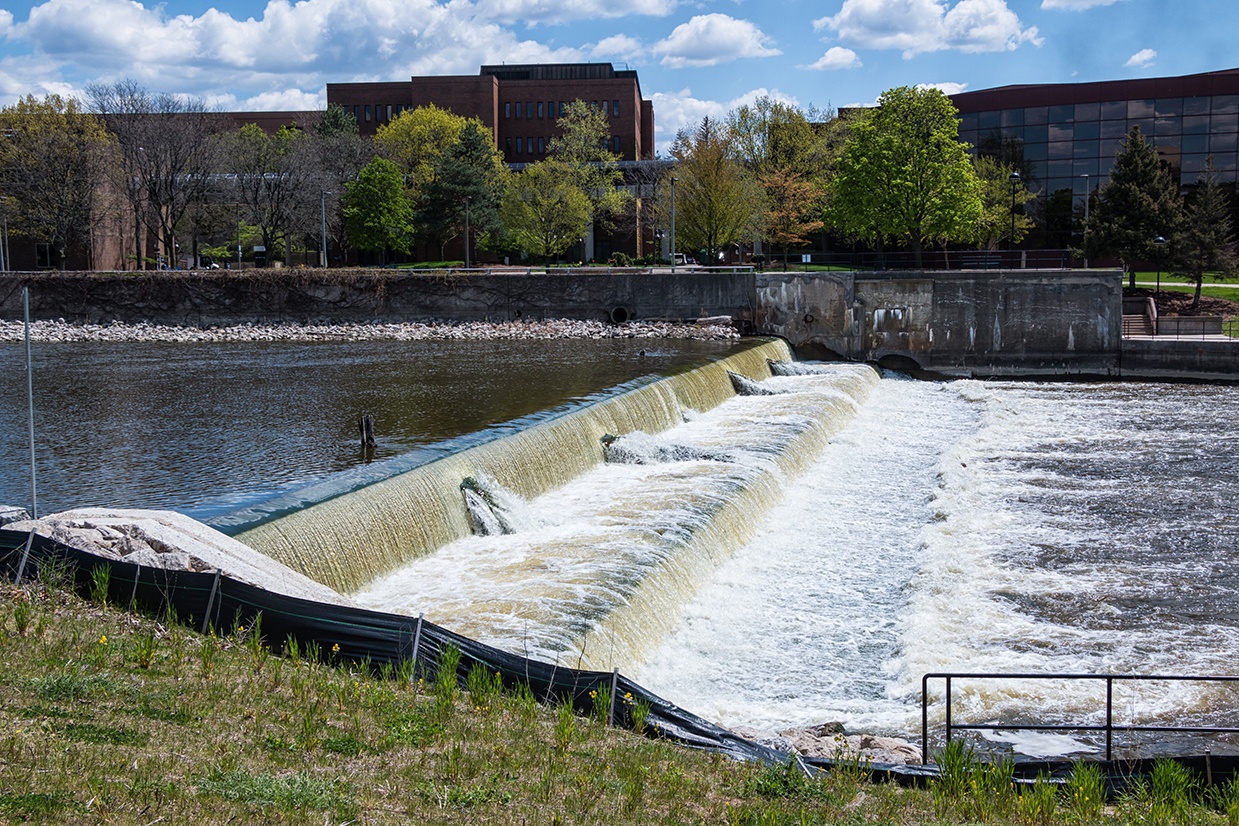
(4, 573, 1239, 824)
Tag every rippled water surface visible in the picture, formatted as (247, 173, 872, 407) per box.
(0, 338, 739, 516)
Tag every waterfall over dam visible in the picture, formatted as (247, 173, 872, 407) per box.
(234, 338, 811, 591)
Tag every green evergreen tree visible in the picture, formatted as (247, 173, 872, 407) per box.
(1082, 125, 1183, 288)
(417, 121, 507, 261)
(1174, 161, 1238, 309)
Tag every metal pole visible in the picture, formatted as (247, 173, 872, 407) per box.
(465, 197, 471, 270)
(24, 287, 37, 520)
(1106, 677, 1113, 761)
(670, 176, 677, 273)
(320, 190, 328, 268)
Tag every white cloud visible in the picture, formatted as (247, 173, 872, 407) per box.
(651, 85, 795, 153)
(589, 34, 645, 61)
(804, 46, 861, 70)
(816, 0, 1041, 59)
(1041, 0, 1121, 9)
(1125, 48, 1156, 68)
(653, 14, 780, 68)
(918, 81, 968, 95)
(0, 0, 594, 108)
(472, 0, 675, 25)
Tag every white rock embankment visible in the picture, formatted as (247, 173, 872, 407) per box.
(0, 318, 740, 343)
(6, 508, 351, 606)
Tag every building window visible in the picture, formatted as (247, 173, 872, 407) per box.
(515, 102, 521, 119)
(505, 138, 511, 154)
(386, 105, 393, 121)
(548, 101, 556, 119)
(527, 102, 534, 119)
(537, 101, 544, 119)
(559, 101, 566, 117)
(537, 137, 544, 154)
(591, 100, 598, 110)
(613, 136, 621, 152)
(353, 105, 360, 122)
(36, 243, 50, 269)
(364, 105, 371, 121)
(516, 137, 523, 154)
(613, 100, 620, 117)
(505, 102, 511, 118)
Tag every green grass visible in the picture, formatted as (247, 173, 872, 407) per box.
(5, 578, 1239, 825)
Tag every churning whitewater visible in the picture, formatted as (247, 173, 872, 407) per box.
(353, 364, 1238, 757)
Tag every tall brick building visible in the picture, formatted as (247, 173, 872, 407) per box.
(327, 63, 656, 163)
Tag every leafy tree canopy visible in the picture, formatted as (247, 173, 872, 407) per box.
(344, 156, 414, 257)
(547, 101, 629, 227)
(500, 160, 590, 265)
(828, 85, 982, 267)
(374, 105, 473, 193)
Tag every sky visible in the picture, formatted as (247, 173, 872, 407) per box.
(0, 0, 1233, 153)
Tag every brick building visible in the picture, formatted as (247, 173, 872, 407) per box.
(327, 63, 656, 163)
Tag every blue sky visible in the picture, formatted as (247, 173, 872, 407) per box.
(0, 0, 1232, 153)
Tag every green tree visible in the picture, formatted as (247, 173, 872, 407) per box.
(374, 105, 470, 193)
(417, 121, 507, 261)
(313, 103, 370, 264)
(662, 117, 764, 263)
(500, 160, 590, 265)
(1081, 125, 1183, 288)
(0, 94, 115, 269)
(828, 86, 982, 267)
(343, 157, 414, 260)
(970, 155, 1035, 250)
(760, 168, 824, 269)
(1173, 161, 1237, 309)
(548, 101, 629, 232)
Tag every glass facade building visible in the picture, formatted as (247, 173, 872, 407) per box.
(951, 67, 1239, 242)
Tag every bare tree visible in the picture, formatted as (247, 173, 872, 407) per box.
(88, 80, 221, 269)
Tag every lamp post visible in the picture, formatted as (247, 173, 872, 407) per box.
(320, 190, 331, 269)
(1008, 171, 1021, 256)
(1081, 174, 1090, 268)
(464, 196, 471, 270)
(1154, 235, 1166, 309)
(670, 176, 678, 272)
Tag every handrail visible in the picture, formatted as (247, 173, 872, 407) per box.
(921, 672, 1239, 764)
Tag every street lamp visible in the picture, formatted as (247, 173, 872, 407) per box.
(1008, 171, 1021, 256)
(1081, 174, 1090, 268)
(670, 176, 678, 272)
(1153, 235, 1167, 313)
(320, 190, 332, 269)
(464, 196, 471, 270)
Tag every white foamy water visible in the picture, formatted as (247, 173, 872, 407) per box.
(636, 376, 1239, 755)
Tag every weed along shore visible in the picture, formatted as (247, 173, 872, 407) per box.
(5, 576, 1239, 824)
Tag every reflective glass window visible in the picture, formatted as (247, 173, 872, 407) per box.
(978, 110, 1000, 130)
(1212, 153, 1238, 172)
(1155, 98, 1183, 118)
(1100, 101, 1127, 120)
(1213, 113, 1239, 132)
(959, 113, 979, 131)
(1074, 121, 1100, 140)
(1210, 132, 1239, 153)
(1073, 139, 1099, 158)
(1127, 99, 1155, 118)
(1024, 106, 1048, 125)
(1073, 158, 1099, 177)
(1153, 117, 1181, 137)
(1213, 95, 1239, 115)
(1024, 142, 1048, 161)
(1023, 124, 1048, 144)
(1048, 159, 1073, 177)
(1074, 102, 1100, 121)
(537, 101, 544, 119)
(1101, 120, 1129, 139)
(1181, 153, 1209, 174)
(1184, 97, 1210, 116)
(1128, 118, 1155, 137)
(1155, 135, 1182, 154)
(959, 129, 978, 148)
(1048, 104, 1074, 123)
(1182, 115, 1210, 135)
(1049, 123, 1072, 142)
(1182, 134, 1210, 154)
(1049, 141, 1073, 159)
(1001, 108, 1024, 128)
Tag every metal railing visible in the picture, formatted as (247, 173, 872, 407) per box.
(921, 672, 1239, 764)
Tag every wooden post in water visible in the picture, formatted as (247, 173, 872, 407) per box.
(358, 414, 376, 453)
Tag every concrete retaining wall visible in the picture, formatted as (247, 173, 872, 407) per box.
(0, 269, 756, 327)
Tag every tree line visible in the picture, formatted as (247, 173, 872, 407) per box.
(0, 81, 1233, 291)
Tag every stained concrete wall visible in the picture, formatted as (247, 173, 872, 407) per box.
(756, 269, 1126, 377)
(0, 270, 756, 327)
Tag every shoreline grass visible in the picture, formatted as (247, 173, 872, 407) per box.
(4, 575, 1239, 824)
